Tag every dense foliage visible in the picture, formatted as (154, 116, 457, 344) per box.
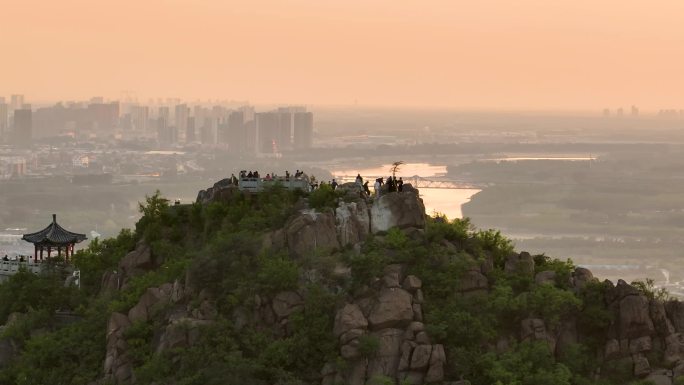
(0, 187, 677, 384)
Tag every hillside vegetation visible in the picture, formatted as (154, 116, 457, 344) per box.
(0, 183, 681, 385)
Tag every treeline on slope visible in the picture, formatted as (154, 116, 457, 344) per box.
(0, 184, 674, 385)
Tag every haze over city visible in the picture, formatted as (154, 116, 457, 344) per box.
(3, 0, 684, 109)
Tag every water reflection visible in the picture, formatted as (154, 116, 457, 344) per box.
(331, 162, 480, 220)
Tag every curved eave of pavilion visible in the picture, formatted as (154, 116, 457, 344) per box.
(22, 216, 87, 245)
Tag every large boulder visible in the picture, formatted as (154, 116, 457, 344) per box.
(334, 304, 369, 337)
(521, 318, 556, 352)
(606, 279, 641, 304)
(336, 200, 370, 247)
(458, 270, 489, 294)
(573, 267, 595, 289)
(666, 301, 684, 333)
(426, 344, 447, 383)
(367, 328, 405, 380)
(370, 189, 426, 233)
(155, 318, 214, 354)
(118, 242, 158, 289)
(285, 210, 340, 257)
(619, 295, 655, 339)
(196, 179, 239, 204)
(504, 252, 535, 276)
(650, 300, 675, 336)
(368, 288, 414, 330)
(128, 287, 171, 323)
(104, 312, 133, 384)
(645, 369, 673, 385)
(271, 291, 304, 319)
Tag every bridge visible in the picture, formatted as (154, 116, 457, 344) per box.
(333, 175, 482, 190)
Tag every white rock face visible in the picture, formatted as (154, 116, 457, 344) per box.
(336, 201, 370, 246)
(370, 190, 426, 233)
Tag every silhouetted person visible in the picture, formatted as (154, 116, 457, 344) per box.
(397, 177, 404, 192)
(331, 179, 338, 190)
(285, 170, 290, 180)
(355, 174, 363, 185)
(2, 255, 8, 261)
(19, 256, 24, 262)
(254, 171, 260, 178)
(247, 171, 253, 178)
(363, 181, 371, 196)
(387, 176, 396, 192)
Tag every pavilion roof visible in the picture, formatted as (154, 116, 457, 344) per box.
(22, 214, 87, 245)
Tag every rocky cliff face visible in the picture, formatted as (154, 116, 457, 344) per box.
(211, 182, 428, 257)
(325, 266, 445, 385)
(6, 180, 684, 384)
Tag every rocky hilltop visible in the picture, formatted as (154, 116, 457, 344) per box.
(0, 181, 683, 385)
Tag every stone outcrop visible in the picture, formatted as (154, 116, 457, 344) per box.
(369, 288, 414, 330)
(285, 210, 340, 257)
(104, 312, 133, 385)
(370, 188, 426, 233)
(335, 200, 370, 247)
(196, 178, 239, 204)
(324, 265, 445, 385)
(271, 291, 304, 320)
(101, 241, 160, 293)
(457, 270, 489, 295)
(504, 251, 535, 276)
(128, 285, 173, 323)
(596, 278, 684, 383)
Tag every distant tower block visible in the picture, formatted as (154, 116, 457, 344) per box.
(22, 214, 87, 262)
(293, 111, 313, 149)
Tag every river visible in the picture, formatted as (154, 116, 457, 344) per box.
(331, 163, 480, 220)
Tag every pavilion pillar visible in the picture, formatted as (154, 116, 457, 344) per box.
(34, 245, 37, 261)
(40, 247, 43, 262)
(58, 246, 62, 259)
(48, 246, 51, 259)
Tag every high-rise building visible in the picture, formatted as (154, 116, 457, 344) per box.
(227, 110, 245, 152)
(10, 95, 24, 113)
(194, 106, 206, 136)
(0, 102, 7, 142)
(174, 104, 189, 143)
(157, 116, 176, 147)
(278, 111, 293, 151)
(87, 101, 119, 130)
(13, 108, 32, 147)
(293, 112, 313, 149)
(256, 112, 280, 154)
(130, 105, 150, 131)
(186, 117, 196, 143)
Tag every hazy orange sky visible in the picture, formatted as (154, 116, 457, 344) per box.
(2, 0, 684, 110)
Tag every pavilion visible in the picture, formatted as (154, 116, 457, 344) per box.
(22, 214, 87, 262)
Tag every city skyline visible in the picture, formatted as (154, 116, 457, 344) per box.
(4, 1, 684, 110)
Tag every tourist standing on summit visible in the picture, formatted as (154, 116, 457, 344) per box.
(355, 174, 363, 186)
(363, 181, 371, 196)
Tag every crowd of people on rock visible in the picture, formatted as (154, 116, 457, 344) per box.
(234, 169, 309, 185)
(226, 169, 406, 196)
